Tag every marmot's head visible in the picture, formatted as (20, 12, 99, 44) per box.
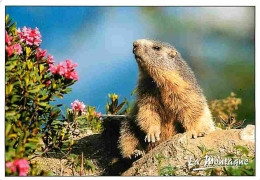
(133, 39, 182, 71)
(133, 39, 200, 94)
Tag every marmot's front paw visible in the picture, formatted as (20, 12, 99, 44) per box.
(144, 128, 161, 142)
(128, 150, 145, 159)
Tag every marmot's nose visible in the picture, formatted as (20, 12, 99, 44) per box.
(133, 41, 140, 53)
(133, 41, 139, 49)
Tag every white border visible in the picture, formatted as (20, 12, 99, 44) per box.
(0, 0, 258, 180)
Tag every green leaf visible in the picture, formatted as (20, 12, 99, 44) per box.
(61, 88, 72, 94)
(225, 153, 236, 158)
(38, 102, 49, 107)
(114, 101, 126, 115)
(28, 87, 41, 93)
(40, 95, 49, 100)
(6, 14, 9, 24)
(9, 22, 17, 31)
(63, 80, 76, 87)
(27, 60, 33, 70)
(69, 154, 78, 158)
(5, 123, 12, 136)
(5, 63, 16, 71)
(54, 104, 63, 108)
(39, 64, 44, 73)
(131, 87, 137, 96)
(234, 145, 249, 156)
(53, 136, 56, 144)
(198, 145, 205, 153)
(6, 111, 16, 117)
(7, 57, 20, 62)
(52, 82, 56, 89)
(10, 95, 21, 103)
(53, 94, 64, 99)
(24, 142, 37, 149)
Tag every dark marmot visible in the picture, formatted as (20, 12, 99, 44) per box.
(119, 39, 215, 158)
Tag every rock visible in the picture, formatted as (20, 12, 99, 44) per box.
(86, 129, 93, 135)
(122, 127, 255, 176)
(239, 125, 255, 143)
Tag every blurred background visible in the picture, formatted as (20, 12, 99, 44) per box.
(6, 7, 255, 124)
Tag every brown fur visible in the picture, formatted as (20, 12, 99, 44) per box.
(119, 39, 215, 158)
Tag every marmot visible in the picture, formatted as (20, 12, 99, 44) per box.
(119, 39, 215, 158)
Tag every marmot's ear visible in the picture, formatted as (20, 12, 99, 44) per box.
(169, 50, 177, 58)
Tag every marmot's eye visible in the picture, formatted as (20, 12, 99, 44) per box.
(153, 46, 161, 51)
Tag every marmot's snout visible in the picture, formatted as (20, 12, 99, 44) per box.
(133, 39, 149, 59)
(133, 41, 139, 54)
(133, 40, 144, 53)
(133, 40, 143, 61)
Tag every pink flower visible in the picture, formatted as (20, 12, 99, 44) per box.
(5, 31, 13, 45)
(65, 70, 79, 80)
(49, 64, 57, 74)
(13, 159, 29, 176)
(6, 44, 22, 57)
(6, 45, 14, 57)
(6, 159, 29, 176)
(6, 161, 13, 168)
(65, 59, 78, 69)
(64, 60, 79, 80)
(71, 100, 86, 115)
(57, 62, 67, 76)
(18, 26, 42, 46)
(30, 27, 42, 46)
(6, 161, 16, 173)
(36, 48, 47, 60)
(47, 54, 55, 64)
(13, 43, 22, 55)
(19, 171, 28, 176)
(48, 59, 79, 80)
